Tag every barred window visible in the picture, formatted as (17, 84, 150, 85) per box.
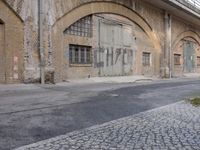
(197, 56, 200, 66)
(143, 52, 151, 66)
(174, 54, 181, 65)
(69, 45, 92, 65)
(64, 15, 92, 37)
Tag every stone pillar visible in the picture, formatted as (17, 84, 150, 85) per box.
(39, 0, 45, 84)
(163, 11, 172, 78)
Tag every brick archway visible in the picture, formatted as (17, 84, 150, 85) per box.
(172, 30, 200, 50)
(52, 1, 161, 81)
(0, 0, 24, 83)
(172, 31, 200, 76)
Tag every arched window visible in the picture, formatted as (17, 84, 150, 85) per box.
(64, 15, 92, 37)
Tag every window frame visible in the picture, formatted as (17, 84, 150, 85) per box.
(69, 44, 92, 67)
(142, 52, 151, 67)
(174, 54, 181, 66)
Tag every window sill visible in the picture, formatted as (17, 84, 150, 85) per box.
(69, 64, 92, 67)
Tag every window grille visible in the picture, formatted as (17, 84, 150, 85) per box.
(174, 54, 181, 65)
(69, 44, 92, 65)
(142, 52, 151, 66)
(64, 15, 92, 37)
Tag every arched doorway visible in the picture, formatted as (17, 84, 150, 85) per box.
(63, 14, 156, 78)
(52, 1, 161, 81)
(172, 31, 200, 77)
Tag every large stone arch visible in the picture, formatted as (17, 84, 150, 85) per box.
(172, 30, 200, 76)
(172, 30, 200, 50)
(0, 0, 24, 83)
(52, 1, 161, 81)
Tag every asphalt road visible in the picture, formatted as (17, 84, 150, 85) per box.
(0, 79, 200, 150)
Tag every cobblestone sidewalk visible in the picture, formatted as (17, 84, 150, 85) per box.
(15, 101, 200, 150)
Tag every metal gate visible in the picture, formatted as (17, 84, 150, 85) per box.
(98, 19, 133, 76)
(183, 41, 195, 73)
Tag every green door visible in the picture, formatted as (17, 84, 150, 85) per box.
(183, 42, 195, 73)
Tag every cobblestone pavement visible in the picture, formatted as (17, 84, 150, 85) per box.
(15, 101, 200, 150)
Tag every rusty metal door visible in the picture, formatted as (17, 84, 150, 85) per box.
(183, 41, 195, 73)
(0, 23, 5, 83)
(98, 20, 133, 76)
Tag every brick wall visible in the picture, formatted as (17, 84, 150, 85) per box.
(2, 0, 200, 83)
(0, 0, 23, 83)
(0, 23, 5, 83)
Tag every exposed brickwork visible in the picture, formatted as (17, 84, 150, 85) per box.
(2, 0, 200, 83)
(0, 0, 23, 83)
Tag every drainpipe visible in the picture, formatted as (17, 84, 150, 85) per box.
(98, 19, 101, 76)
(168, 14, 172, 78)
(38, 0, 45, 84)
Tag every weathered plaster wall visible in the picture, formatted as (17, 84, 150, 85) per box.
(135, 0, 165, 48)
(3, 0, 200, 83)
(5, 0, 39, 81)
(51, 1, 162, 82)
(0, 0, 24, 83)
(4, 0, 135, 81)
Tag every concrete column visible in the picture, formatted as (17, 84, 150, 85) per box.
(163, 11, 172, 78)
